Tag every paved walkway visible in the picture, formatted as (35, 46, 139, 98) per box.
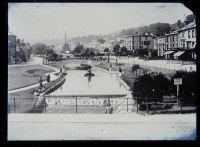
(8, 113, 196, 140)
(8, 56, 59, 94)
(116, 57, 196, 72)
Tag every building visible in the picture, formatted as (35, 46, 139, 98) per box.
(120, 33, 155, 55)
(8, 31, 17, 64)
(154, 36, 165, 56)
(176, 20, 196, 60)
(120, 35, 133, 50)
(155, 19, 196, 60)
(162, 31, 179, 59)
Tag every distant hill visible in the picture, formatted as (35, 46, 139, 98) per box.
(69, 14, 196, 44)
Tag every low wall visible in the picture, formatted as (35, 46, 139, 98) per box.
(93, 66, 131, 92)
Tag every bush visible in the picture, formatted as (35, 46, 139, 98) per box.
(132, 72, 171, 100)
(170, 71, 197, 105)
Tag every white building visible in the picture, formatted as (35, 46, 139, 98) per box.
(154, 36, 165, 56)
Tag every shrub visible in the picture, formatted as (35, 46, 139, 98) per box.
(132, 72, 171, 100)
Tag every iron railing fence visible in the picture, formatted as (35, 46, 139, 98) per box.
(7, 95, 188, 114)
(8, 95, 135, 114)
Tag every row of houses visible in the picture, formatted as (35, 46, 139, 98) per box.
(119, 19, 196, 61)
(8, 31, 31, 64)
(154, 20, 196, 60)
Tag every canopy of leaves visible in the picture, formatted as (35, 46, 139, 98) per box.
(104, 48, 109, 52)
(74, 45, 85, 55)
(113, 44, 120, 56)
(132, 72, 171, 98)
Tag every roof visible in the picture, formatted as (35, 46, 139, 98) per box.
(163, 51, 174, 55)
(173, 51, 185, 57)
(8, 31, 16, 36)
(177, 21, 196, 32)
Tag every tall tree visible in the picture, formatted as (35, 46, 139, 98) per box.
(74, 45, 85, 55)
(113, 44, 120, 56)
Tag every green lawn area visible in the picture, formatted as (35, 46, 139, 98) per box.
(8, 65, 55, 90)
(8, 76, 65, 113)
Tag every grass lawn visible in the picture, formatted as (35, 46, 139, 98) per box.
(8, 65, 55, 90)
(8, 76, 65, 113)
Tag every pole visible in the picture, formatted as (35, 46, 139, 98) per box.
(146, 96, 148, 114)
(75, 98, 77, 114)
(127, 98, 129, 112)
(44, 97, 46, 114)
(177, 84, 179, 104)
(14, 98, 16, 113)
(136, 98, 138, 114)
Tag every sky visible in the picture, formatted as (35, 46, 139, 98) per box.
(8, 3, 193, 44)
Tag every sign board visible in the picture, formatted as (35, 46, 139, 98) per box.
(174, 78, 182, 85)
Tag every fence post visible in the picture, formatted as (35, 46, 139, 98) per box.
(127, 98, 129, 112)
(136, 98, 138, 114)
(44, 97, 46, 114)
(14, 98, 16, 113)
(75, 98, 77, 114)
(146, 97, 148, 114)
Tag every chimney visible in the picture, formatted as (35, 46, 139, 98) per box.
(184, 18, 190, 25)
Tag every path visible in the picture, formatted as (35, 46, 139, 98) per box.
(8, 113, 196, 140)
(8, 56, 59, 94)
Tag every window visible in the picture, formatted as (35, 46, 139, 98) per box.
(8, 38, 11, 44)
(192, 30, 194, 38)
(188, 30, 190, 38)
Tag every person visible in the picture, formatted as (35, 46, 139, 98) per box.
(116, 59, 118, 65)
(60, 67, 62, 73)
(47, 73, 50, 82)
(119, 66, 122, 76)
(39, 76, 43, 88)
(109, 64, 112, 71)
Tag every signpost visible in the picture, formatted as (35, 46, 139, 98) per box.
(174, 78, 182, 104)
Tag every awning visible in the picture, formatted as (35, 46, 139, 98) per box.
(173, 51, 185, 57)
(192, 42, 196, 49)
(163, 51, 174, 55)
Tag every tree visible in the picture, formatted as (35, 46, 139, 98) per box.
(32, 43, 50, 55)
(120, 46, 128, 56)
(134, 49, 148, 57)
(74, 45, 85, 55)
(84, 48, 90, 57)
(177, 20, 184, 29)
(113, 44, 120, 56)
(132, 72, 171, 99)
(132, 64, 140, 76)
(104, 48, 109, 52)
(186, 14, 196, 23)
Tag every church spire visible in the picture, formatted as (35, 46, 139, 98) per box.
(65, 31, 67, 44)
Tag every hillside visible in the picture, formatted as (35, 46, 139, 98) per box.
(69, 14, 195, 44)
